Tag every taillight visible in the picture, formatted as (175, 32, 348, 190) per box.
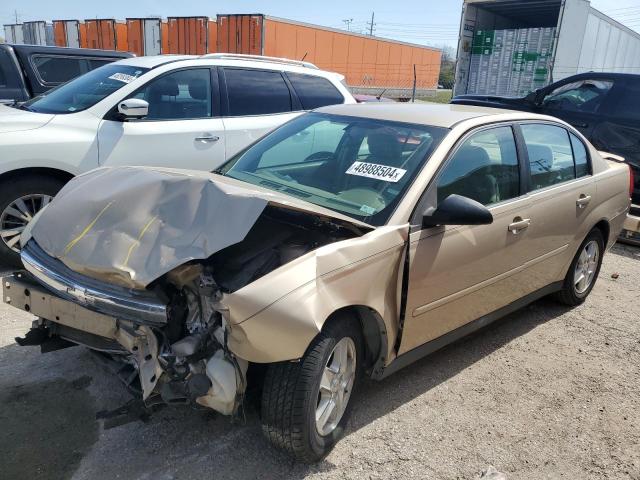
(630, 165, 635, 199)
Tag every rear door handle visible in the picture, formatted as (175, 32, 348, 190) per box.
(508, 218, 531, 234)
(195, 134, 219, 143)
(575, 122, 589, 128)
(576, 194, 592, 208)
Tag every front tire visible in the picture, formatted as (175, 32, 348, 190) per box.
(554, 228, 604, 306)
(261, 316, 363, 462)
(0, 175, 66, 267)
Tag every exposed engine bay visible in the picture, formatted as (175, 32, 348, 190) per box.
(11, 204, 362, 418)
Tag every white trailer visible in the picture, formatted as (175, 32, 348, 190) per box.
(454, 0, 640, 96)
(22, 21, 54, 46)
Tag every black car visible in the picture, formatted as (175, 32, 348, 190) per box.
(0, 44, 132, 105)
(452, 72, 640, 204)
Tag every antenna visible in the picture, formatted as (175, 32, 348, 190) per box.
(301, 52, 308, 61)
(342, 18, 354, 31)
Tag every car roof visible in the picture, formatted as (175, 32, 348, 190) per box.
(314, 103, 554, 128)
(3, 43, 133, 58)
(112, 54, 341, 78)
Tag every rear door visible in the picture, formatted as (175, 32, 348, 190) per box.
(536, 77, 617, 140)
(220, 68, 304, 158)
(517, 122, 597, 288)
(400, 124, 534, 354)
(0, 48, 27, 103)
(97, 67, 226, 171)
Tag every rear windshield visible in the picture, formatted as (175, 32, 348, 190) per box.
(23, 64, 149, 114)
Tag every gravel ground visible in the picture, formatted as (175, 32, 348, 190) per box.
(0, 243, 638, 480)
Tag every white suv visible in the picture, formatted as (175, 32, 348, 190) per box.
(0, 54, 354, 265)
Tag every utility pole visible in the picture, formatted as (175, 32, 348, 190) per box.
(367, 12, 375, 36)
(342, 18, 354, 31)
(14, 9, 19, 23)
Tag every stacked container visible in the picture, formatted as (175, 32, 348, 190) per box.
(3, 24, 24, 44)
(52, 20, 81, 48)
(166, 17, 210, 55)
(126, 18, 162, 56)
(84, 19, 128, 51)
(22, 21, 54, 46)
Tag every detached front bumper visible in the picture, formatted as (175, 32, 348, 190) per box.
(619, 205, 640, 246)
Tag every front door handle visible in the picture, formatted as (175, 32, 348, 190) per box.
(576, 194, 592, 208)
(195, 134, 220, 143)
(574, 122, 589, 128)
(508, 217, 531, 234)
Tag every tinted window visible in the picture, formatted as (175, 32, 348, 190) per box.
(224, 69, 291, 116)
(223, 113, 447, 225)
(133, 69, 212, 120)
(437, 126, 519, 206)
(0, 63, 5, 87)
(611, 80, 640, 120)
(570, 133, 590, 177)
(287, 73, 344, 109)
(32, 55, 83, 84)
(522, 124, 575, 189)
(88, 59, 115, 70)
(24, 64, 149, 114)
(542, 79, 613, 113)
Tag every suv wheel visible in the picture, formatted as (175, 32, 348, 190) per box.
(0, 176, 66, 267)
(554, 228, 604, 306)
(261, 316, 363, 462)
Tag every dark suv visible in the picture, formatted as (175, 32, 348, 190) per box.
(0, 44, 132, 104)
(452, 72, 640, 204)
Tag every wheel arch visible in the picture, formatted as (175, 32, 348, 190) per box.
(0, 167, 75, 185)
(592, 219, 610, 248)
(323, 305, 389, 378)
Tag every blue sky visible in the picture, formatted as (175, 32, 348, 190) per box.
(2, 0, 639, 48)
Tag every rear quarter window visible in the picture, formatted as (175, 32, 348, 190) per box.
(287, 73, 344, 109)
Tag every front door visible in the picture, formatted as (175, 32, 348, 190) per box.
(97, 68, 226, 171)
(400, 125, 534, 354)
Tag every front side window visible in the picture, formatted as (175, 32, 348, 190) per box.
(287, 73, 344, 109)
(23, 64, 149, 114)
(32, 55, 83, 85)
(542, 79, 613, 113)
(131, 68, 212, 120)
(522, 124, 575, 190)
(436, 126, 519, 206)
(224, 68, 292, 116)
(221, 113, 448, 225)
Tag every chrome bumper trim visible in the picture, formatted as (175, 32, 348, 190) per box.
(21, 241, 167, 325)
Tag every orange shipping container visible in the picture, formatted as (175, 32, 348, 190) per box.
(217, 14, 441, 95)
(166, 17, 209, 55)
(84, 19, 120, 50)
(52, 20, 81, 47)
(127, 18, 162, 56)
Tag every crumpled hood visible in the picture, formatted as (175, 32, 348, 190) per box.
(0, 104, 55, 133)
(25, 166, 371, 289)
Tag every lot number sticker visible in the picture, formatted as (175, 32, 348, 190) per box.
(109, 73, 137, 83)
(346, 161, 407, 183)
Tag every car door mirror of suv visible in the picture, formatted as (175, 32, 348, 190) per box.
(422, 194, 494, 228)
(117, 98, 149, 119)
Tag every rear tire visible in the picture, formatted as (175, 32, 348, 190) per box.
(554, 228, 604, 306)
(260, 315, 363, 462)
(0, 175, 66, 268)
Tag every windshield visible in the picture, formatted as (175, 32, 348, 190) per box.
(221, 113, 448, 226)
(23, 64, 149, 114)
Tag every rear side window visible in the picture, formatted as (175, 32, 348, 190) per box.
(521, 124, 575, 189)
(32, 55, 83, 84)
(570, 133, 590, 177)
(287, 73, 344, 109)
(611, 80, 640, 120)
(437, 126, 520, 206)
(224, 68, 291, 116)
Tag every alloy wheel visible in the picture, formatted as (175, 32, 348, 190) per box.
(574, 240, 599, 294)
(0, 194, 52, 252)
(315, 337, 357, 436)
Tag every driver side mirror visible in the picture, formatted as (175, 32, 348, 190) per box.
(117, 98, 149, 120)
(422, 194, 493, 228)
